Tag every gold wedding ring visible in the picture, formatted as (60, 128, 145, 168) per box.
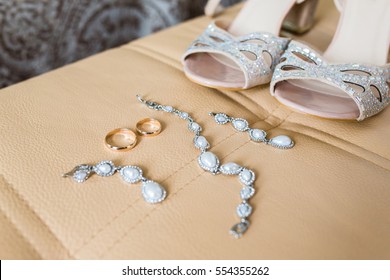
(105, 128, 137, 151)
(136, 118, 162, 137)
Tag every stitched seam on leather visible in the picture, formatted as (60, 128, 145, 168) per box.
(99, 131, 262, 258)
(0, 210, 42, 259)
(72, 114, 289, 256)
(276, 110, 390, 169)
(0, 177, 42, 259)
(72, 127, 241, 256)
(119, 44, 389, 166)
(99, 111, 284, 257)
(123, 43, 293, 127)
(124, 44, 182, 70)
(128, 43, 281, 123)
(267, 113, 390, 170)
(71, 196, 143, 255)
(98, 172, 204, 258)
(0, 175, 73, 259)
(293, 124, 390, 163)
(280, 121, 390, 171)
(125, 45, 284, 124)
(71, 117, 261, 255)
(122, 44, 275, 118)
(100, 112, 389, 258)
(211, 87, 274, 121)
(244, 104, 389, 169)
(97, 114, 293, 257)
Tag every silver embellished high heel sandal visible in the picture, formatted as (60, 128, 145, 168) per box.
(271, 0, 390, 121)
(182, 0, 318, 90)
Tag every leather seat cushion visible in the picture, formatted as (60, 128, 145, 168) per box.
(0, 2, 389, 259)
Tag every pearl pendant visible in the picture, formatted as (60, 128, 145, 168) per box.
(269, 135, 294, 149)
(141, 181, 167, 204)
(198, 152, 220, 173)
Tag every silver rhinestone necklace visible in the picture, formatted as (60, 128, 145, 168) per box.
(137, 95, 256, 238)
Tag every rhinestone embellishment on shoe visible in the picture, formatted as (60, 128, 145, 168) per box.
(183, 21, 290, 88)
(271, 41, 390, 121)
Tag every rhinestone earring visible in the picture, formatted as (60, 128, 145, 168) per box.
(209, 112, 295, 149)
(62, 161, 167, 204)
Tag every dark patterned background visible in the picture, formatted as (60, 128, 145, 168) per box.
(0, 0, 242, 88)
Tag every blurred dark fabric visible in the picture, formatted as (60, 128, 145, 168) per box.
(0, 0, 242, 89)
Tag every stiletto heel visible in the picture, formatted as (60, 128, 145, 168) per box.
(205, 0, 319, 34)
(282, 0, 319, 34)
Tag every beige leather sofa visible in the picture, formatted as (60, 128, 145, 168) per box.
(0, 2, 389, 259)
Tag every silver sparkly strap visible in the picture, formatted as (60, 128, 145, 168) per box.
(182, 21, 290, 88)
(204, 0, 224, 16)
(271, 41, 390, 121)
(204, 0, 307, 17)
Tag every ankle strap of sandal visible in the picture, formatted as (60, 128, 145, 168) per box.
(204, 0, 224, 17)
(333, 0, 344, 12)
(205, 0, 307, 17)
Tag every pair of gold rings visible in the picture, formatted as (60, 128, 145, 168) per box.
(105, 118, 161, 151)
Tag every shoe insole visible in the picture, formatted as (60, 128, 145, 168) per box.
(275, 79, 360, 119)
(184, 53, 245, 89)
(274, 0, 390, 119)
